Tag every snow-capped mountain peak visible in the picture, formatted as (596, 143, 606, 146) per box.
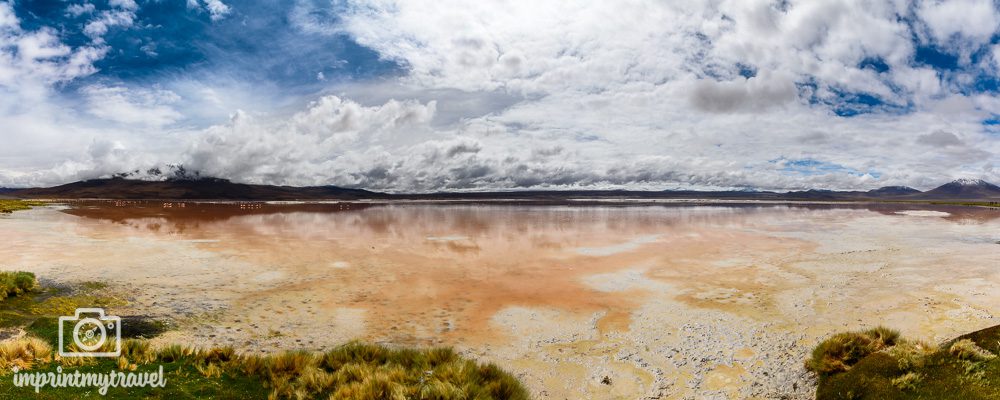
(951, 178, 988, 186)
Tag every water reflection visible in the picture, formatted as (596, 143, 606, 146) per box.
(29, 201, 1000, 344)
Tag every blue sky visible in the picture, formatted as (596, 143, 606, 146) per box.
(0, 0, 998, 191)
(12, 0, 397, 80)
(9, 0, 402, 122)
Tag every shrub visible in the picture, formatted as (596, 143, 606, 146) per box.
(806, 326, 900, 375)
(890, 371, 922, 391)
(195, 362, 223, 378)
(885, 340, 936, 371)
(193, 346, 236, 364)
(157, 344, 195, 363)
(0, 336, 52, 373)
(0, 271, 37, 299)
(121, 339, 157, 364)
(949, 339, 996, 362)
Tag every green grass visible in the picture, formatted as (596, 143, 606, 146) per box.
(0, 278, 124, 332)
(0, 271, 37, 300)
(811, 325, 1000, 400)
(0, 200, 45, 213)
(0, 337, 263, 400)
(806, 326, 900, 375)
(0, 337, 529, 400)
(0, 275, 530, 399)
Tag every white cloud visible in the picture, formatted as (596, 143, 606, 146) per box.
(917, 0, 1000, 44)
(188, 0, 231, 21)
(0, 2, 106, 100)
(917, 130, 963, 147)
(293, 0, 995, 190)
(689, 71, 798, 113)
(82, 7, 136, 43)
(204, 0, 231, 20)
(182, 96, 437, 185)
(66, 3, 96, 17)
(0, 2, 152, 187)
(108, 0, 138, 11)
(81, 85, 183, 127)
(0, 2, 15, 27)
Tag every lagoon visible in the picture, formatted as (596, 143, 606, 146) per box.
(1, 202, 998, 399)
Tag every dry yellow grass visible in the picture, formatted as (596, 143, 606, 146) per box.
(0, 336, 529, 399)
(949, 339, 996, 362)
(0, 336, 52, 372)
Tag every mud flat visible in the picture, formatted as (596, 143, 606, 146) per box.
(1, 202, 998, 399)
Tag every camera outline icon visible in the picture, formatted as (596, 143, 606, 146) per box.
(58, 308, 122, 358)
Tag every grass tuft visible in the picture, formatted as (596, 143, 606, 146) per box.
(0, 271, 37, 300)
(0, 336, 52, 373)
(948, 339, 996, 362)
(885, 340, 936, 371)
(890, 371, 922, 391)
(812, 324, 1000, 399)
(121, 339, 158, 364)
(806, 326, 900, 375)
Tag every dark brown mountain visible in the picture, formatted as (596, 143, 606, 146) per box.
(866, 186, 920, 196)
(11, 177, 385, 200)
(781, 186, 920, 200)
(916, 179, 1000, 200)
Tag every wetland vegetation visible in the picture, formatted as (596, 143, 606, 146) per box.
(0, 200, 46, 214)
(809, 325, 1000, 399)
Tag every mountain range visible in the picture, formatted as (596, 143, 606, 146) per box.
(3, 177, 999, 201)
(6, 177, 384, 200)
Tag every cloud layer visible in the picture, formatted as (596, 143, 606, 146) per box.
(0, 0, 998, 191)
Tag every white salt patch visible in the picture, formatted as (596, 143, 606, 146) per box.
(490, 306, 596, 342)
(895, 210, 951, 217)
(253, 271, 285, 282)
(426, 236, 469, 242)
(330, 261, 350, 268)
(710, 258, 751, 268)
(330, 307, 367, 337)
(583, 269, 672, 292)
(576, 235, 661, 256)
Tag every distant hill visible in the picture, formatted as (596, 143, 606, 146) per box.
(11, 177, 385, 200)
(8, 177, 1000, 201)
(866, 186, 920, 196)
(781, 186, 921, 200)
(917, 179, 1000, 200)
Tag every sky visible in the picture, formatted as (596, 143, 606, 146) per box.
(1, 0, 999, 192)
